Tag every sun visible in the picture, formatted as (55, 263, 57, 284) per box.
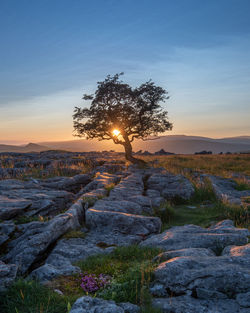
(112, 129, 120, 136)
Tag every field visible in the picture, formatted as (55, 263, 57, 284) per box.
(0, 151, 249, 313)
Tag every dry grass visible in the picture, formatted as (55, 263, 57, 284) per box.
(139, 154, 250, 178)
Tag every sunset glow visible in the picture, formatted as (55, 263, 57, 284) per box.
(112, 129, 120, 137)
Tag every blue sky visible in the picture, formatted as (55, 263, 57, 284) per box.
(0, 0, 250, 143)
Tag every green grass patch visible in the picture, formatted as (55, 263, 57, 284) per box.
(162, 203, 226, 230)
(161, 201, 249, 230)
(153, 201, 175, 224)
(234, 180, 250, 191)
(214, 201, 250, 229)
(13, 215, 47, 225)
(190, 181, 217, 204)
(0, 279, 75, 313)
(62, 230, 86, 239)
(51, 245, 162, 308)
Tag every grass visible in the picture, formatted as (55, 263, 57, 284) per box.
(50, 245, 162, 309)
(13, 215, 48, 225)
(104, 183, 115, 195)
(0, 279, 75, 313)
(0, 157, 95, 180)
(140, 154, 250, 177)
(62, 230, 86, 239)
(233, 178, 250, 191)
(160, 200, 250, 230)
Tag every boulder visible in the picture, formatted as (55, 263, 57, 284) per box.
(0, 196, 32, 220)
(3, 200, 85, 274)
(0, 261, 17, 292)
(147, 172, 194, 201)
(69, 296, 139, 313)
(208, 175, 250, 205)
(152, 247, 250, 297)
(0, 221, 15, 246)
(152, 296, 242, 313)
(86, 209, 161, 236)
(140, 220, 249, 254)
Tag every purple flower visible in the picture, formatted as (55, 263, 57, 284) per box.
(79, 272, 111, 293)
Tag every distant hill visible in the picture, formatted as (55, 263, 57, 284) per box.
(39, 135, 250, 154)
(0, 143, 49, 153)
(1, 136, 249, 154)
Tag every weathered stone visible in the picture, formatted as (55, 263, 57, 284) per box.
(151, 243, 250, 299)
(118, 302, 140, 313)
(236, 292, 250, 307)
(147, 172, 195, 201)
(109, 173, 144, 200)
(0, 179, 74, 218)
(69, 296, 137, 313)
(70, 297, 121, 313)
(208, 175, 250, 205)
(0, 221, 15, 246)
(140, 220, 249, 254)
(3, 200, 85, 274)
(77, 173, 119, 197)
(0, 260, 17, 292)
(153, 248, 215, 263)
(152, 296, 241, 313)
(93, 199, 147, 215)
(86, 209, 161, 236)
(0, 196, 32, 219)
(39, 174, 91, 193)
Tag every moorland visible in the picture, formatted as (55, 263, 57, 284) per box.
(0, 151, 249, 313)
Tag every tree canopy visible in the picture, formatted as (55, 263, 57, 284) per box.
(73, 73, 173, 162)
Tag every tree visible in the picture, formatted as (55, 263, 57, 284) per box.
(73, 73, 173, 163)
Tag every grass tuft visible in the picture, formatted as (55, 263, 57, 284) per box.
(51, 245, 162, 307)
(0, 279, 76, 313)
(62, 230, 86, 239)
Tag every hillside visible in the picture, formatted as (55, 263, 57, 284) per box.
(40, 135, 250, 154)
(0, 143, 49, 153)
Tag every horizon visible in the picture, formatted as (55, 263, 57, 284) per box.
(1, 0, 250, 142)
(1, 134, 250, 147)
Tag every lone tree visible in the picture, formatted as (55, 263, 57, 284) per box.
(73, 73, 173, 163)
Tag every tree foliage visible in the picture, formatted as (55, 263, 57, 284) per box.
(73, 73, 173, 162)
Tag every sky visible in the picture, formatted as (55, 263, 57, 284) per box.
(0, 0, 250, 144)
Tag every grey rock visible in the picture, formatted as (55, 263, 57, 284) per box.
(77, 173, 119, 197)
(0, 221, 15, 246)
(208, 175, 250, 205)
(29, 261, 80, 283)
(0, 179, 74, 218)
(40, 174, 91, 193)
(0, 260, 17, 292)
(152, 296, 241, 313)
(153, 248, 215, 263)
(69, 296, 124, 313)
(147, 172, 195, 201)
(222, 242, 250, 256)
(109, 173, 144, 200)
(150, 283, 167, 297)
(196, 288, 228, 299)
(140, 220, 249, 254)
(152, 243, 250, 298)
(3, 200, 85, 274)
(31, 230, 140, 282)
(118, 302, 140, 313)
(93, 199, 146, 215)
(0, 196, 32, 219)
(86, 208, 161, 236)
(236, 292, 250, 307)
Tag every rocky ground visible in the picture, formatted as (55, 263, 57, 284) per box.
(0, 151, 249, 312)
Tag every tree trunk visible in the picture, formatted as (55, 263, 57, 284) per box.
(123, 138, 146, 165)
